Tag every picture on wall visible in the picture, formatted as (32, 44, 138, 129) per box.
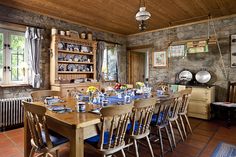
(152, 51, 167, 67)
(168, 45, 185, 57)
(231, 34, 236, 67)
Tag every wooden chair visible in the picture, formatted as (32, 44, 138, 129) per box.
(212, 82, 236, 127)
(151, 99, 174, 157)
(168, 94, 184, 147)
(22, 101, 69, 157)
(128, 98, 157, 157)
(31, 90, 61, 101)
(228, 82, 236, 103)
(126, 84, 134, 89)
(85, 104, 134, 157)
(178, 88, 192, 138)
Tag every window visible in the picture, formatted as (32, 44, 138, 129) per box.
(102, 44, 118, 81)
(0, 28, 28, 85)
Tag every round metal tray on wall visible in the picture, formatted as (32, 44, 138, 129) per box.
(195, 70, 211, 84)
(178, 70, 193, 82)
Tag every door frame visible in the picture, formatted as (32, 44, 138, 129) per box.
(127, 44, 154, 84)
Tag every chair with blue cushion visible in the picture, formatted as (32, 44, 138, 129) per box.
(85, 104, 134, 157)
(168, 94, 184, 147)
(128, 97, 157, 157)
(23, 101, 69, 157)
(178, 88, 192, 138)
(151, 98, 174, 157)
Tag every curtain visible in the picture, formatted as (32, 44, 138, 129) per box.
(116, 44, 122, 82)
(96, 41, 105, 81)
(25, 27, 43, 88)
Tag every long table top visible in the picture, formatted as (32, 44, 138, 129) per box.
(35, 95, 170, 128)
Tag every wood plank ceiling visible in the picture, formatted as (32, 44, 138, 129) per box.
(0, 0, 236, 35)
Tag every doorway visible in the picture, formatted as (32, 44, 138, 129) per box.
(127, 45, 153, 85)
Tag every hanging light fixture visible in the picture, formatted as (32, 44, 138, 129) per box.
(135, 0, 151, 31)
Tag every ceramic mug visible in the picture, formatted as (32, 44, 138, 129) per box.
(60, 31, 65, 36)
(87, 33, 92, 40)
(66, 31, 70, 36)
(51, 28, 58, 35)
(80, 33, 86, 39)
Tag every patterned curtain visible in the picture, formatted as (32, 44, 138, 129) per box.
(96, 41, 105, 81)
(25, 27, 43, 88)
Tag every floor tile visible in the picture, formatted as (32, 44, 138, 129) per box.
(1, 118, 236, 157)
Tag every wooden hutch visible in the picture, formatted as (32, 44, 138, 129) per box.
(50, 34, 100, 97)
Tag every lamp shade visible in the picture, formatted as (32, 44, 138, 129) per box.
(135, 7, 151, 21)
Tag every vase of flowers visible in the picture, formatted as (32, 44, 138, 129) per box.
(136, 82, 145, 89)
(87, 86, 97, 104)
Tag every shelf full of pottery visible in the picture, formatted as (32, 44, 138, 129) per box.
(50, 34, 97, 85)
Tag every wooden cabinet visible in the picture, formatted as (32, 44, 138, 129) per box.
(50, 34, 99, 94)
(51, 82, 100, 97)
(176, 85, 215, 120)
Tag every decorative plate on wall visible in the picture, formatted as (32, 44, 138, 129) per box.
(58, 42, 64, 50)
(67, 64, 76, 71)
(231, 35, 236, 67)
(178, 70, 193, 81)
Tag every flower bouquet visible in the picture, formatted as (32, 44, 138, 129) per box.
(86, 86, 97, 103)
(136, 82, 145, 89)
(135, 82, 145, 94)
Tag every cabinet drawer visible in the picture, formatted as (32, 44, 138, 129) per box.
(188, 102, 209, 114)
(190, 88, 211, 102)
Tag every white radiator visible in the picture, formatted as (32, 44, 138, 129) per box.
(0, 97, 31, 131)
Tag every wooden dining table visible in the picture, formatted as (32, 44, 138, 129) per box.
(24, 95, 168, 157)
(24, 98, 101, 157)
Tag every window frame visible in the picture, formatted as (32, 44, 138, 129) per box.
(0, 28, 28, 86)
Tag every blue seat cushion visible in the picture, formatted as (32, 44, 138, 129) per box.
(127, 121, 141, 133)
(41, 130, 69, 147)
(86, 131, 112, 147)
(151, 112, 164, 125)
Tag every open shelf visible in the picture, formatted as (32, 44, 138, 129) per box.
(58, 71, 94, 74)
(58, 50, 94, 55)
(58, 61, 94, 64)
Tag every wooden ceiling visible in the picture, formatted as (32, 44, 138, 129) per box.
(0, 0, 236, 35)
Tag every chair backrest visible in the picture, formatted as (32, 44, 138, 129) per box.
(98, 104, 134, 150)
(153, 82, 169, 93)
(22, 101, 53, 149)
(178, 88, 192, 114)
(130, 98, 157, 136)
(168, 94, 182, 120)
(126, 84, 134, 89)
(31, 90, 61, 101)
(152, 99, 173, 127)
(228, 82, 236, 103)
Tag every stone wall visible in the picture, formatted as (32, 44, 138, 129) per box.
(0, 5, 126, 98)
(127, 16, 236, 101)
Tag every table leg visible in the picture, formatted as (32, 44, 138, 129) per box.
(70, 128, 84, 157)
(24, 109, 31, 157)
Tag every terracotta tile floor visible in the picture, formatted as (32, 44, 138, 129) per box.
(1, 118, 236, 157)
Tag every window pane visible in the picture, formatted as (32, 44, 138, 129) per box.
(10, 35, 25, 53)
(10, 34, 25, 81)
(107, 47, 117, 81)
(102, 45, 118, 81)
(0, 33, 3, 81)
(102, 49, 108, 80)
